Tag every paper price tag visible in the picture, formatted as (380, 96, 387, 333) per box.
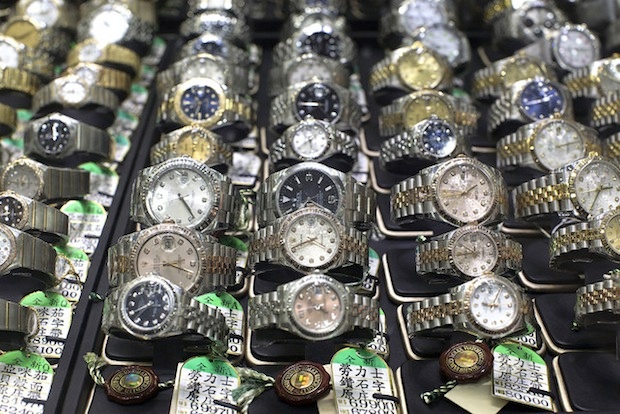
(60, 200, 107, 255)
(0, 351, 54, 414)
(111, 133, 131, 164)
(108, 110, 139, 140)
(509, 328, 541, 350)
(52, 246, 89, 302)
(195, 292, 244, 356)
(366, 309, 389, 358)
(21, 292, 72, 359)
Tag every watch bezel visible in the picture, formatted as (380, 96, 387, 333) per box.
(288, 118, 332, 160)
(86, 3, 132, 41)
(552, 24, 600, 72)
(0, 158, 46, 201)
(172, 77, 227, 128)
(567, 154, 620, 218)
(530, 118, 587, 171)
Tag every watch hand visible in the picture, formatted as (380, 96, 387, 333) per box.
(525, 96, 552, 105)
(462, 184, 478, 196)
(177, 193, 194, 214)
(490, 287, 503, 309)
(291, 236, 318, 250)
(132, 300, 155, 314)
(299, 101, 320, 107)
(162, 261, 193, 274)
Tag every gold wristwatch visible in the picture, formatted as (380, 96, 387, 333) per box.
(0, 66, 40, 97)
(574, 270, 620, 327)
(591, 90, 620, 129)
(2, 15, 72, 62)
(62, 63, 132, 98)
(67, 39, 141, 78)
(564, 55, 620, 99)
(0, 34, 54, 81)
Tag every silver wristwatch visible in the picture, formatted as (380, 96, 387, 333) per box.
(0, 223, 58, 286)
(409, 23, 471, 71)
(176, 32, 251, 67)
(248, 273, 379, 341)
(416, 224, 523, 281)
(0, 190, 68, 243)
(24, 112, 112, 165)
(0, 298, 39, 351)
(574, 271, 620, 327)
(180, 10, 250, 46)
(0, 157, 90, 203)
(187, 0, 249, 18)
(102, 274, 230, 342)
(406, 274, 532, 339)
(564, 55, 620, 100)
(130, 157, 234, 233)
(256, 162, 375, 231)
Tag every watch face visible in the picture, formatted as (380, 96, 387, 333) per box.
(89, 8, 130, 43)
(1, 163, 42, 199)
(282, 210, 341, 269)
(176, 132, 213, 162)
(520, 6, 559, 40)
(555, 28, 598, 70)
(4, 20, 40, 48)
(519, 80, 565, 121)
(419, 26, 462, 66)
(0, 226, 15, 270)
(399, 0, 445, 32)
(37, 119, 71, 156)
(299, 32, 340, 60)
(288, 60, 332, 86)
(290, 122, 330, 159)
(468, 277, 521, 336)
(0, 41, 19, 68)
(73, 66, 98, 86)
(179, 84, 221, 122)
(421, 119, 457, 158)
(121, 278, 176, 336)
(404, 93, 453, 126)
(501, 58, 545, 86)
(78, 43, 102, 62)
(533, 120, 585, 170)
(291, 278, 344, 336)
(0, 195, 25, 228)
(398, 49, 443, 90)
(603, 212, 620, 255)
(191, 37, 227, 57)
(26, 0, 59, 26)
(59, 80, 88, 105)
(184, 58, 227, 85)
(294, 83, 341, 123)
(435, 160, 497, 225)
(451, 228, 499, 277)
(572, 158, 620, 216)
(276, 167, 340, 216)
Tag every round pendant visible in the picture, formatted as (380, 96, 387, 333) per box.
(104, 365, 159, 405)
(439, 342, 493, 383)
(275, 361, 331, 405)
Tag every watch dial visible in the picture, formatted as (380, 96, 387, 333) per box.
(533, 121, 585, 170)
(292, 280, 343, 335)
(180, 84, 221, 121)
(78, 43, 103, 62)
(419, 26, 461, 66)
(399, 0, 444, 32)
(191, 38, 226, 57)
(26, 0, 59, 26)
(0, 41, 19, 68)
(277, 169, 340, 215)
(519, 80, 565, 121)
(604, 212, 620, 255)
(288, 60, 332, 86)
(2, 164, 42, 199)
(436, 161, 496, 224)
(290, 122, 329, 159)
(404, 93, 452, 126)
(37, 120, 71, 156)
(573, 159, 620, 216)
(147, 166, 214, 227)
(520, 6, 559, 40)
(502, 58, 545, 86)
(555, 29, 597, 70)
(184, 58, 227, 85)
(73, 66, 98, 86)
(294, 83, 341, 123)
(59, 81, 88, 105)
(176, 132, 212, 162)
(0, 229, 12, 268)
(0, 195, 24, 227)
(398, 50, 443, 90)
(283, 212, 340, 268)
(469, 278, 520, 333)
(421, 119, 457, 158)
(123, 279, 175, 334)
(4, 20, 40, 48)
(89, 9, 129, 44)
(300, 32, 341, 60)
(452, 229, 498, 277)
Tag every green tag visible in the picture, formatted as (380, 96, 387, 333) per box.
(16, 109, 32, 122)
(79, 162, 119, 208)
(229, 152, 261, 187)
(60, 200, 107, 254)
(0, 350, 53, 373)
(195, 292, 244, 356)
(0, 351, 54, 411)
(112, 133, 131, 163)
(54, 245, 89, 281)
(368, 248, 379, 277)
(451, 88, 469, 98)
(21, 292, 72, 359)
(331, 347, 387, 368)
(182, 357, 239, 377)
(21, 291, 70, 308)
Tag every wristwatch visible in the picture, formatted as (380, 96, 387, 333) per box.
(14, 0, 78, 32)
(408, 23, 471, 72)
(256, 162, 375, 231)
(0, 222, 58, 286)
(406, 274, 532, 339)
(472, 53, 556, 100)
(187, 0, 249, 19)
(130, 157, 233, 233)
(0, 190, 68, 243)
(0, 298, 39, 351)
(149, 125, 233, 172)
(102, 273, 230, 342)
(2, 15, 72, 62)
(249, 204, 368, 274)
(270, 80, 362, 134)
(288, 0, 347, 16)
(496, 117, 601, 172)
(564, 55, 620, 99)
(0, 103, 17, 137)
(391, 155, 508, 227)
(378, 90, 479, 138)
(512, 153, 620, 221)
(248, 273, 379, 341)
(0, 157, 90, 203)
(379, 0, 457, 49)
(488, 77, 572, 137)
(179, 10, 250, 47)
(158, 77, 253, 142)
(369, 42, 453, 99)
(379, 116, 467, 171)
(269, 53, 350, 98)
(176, 32, 251, 67)
(0, 66, 40, 97)
(280, 10, 348, 39)
(416, 224, 523, 281)
(107, 222, 238, 294)
(590, 90, 620, 129)
(67, 39, 141, 78)
(62, 62, 133, 99)
(0, 34, 54, 81)
(574, 271, 620, 327)
(24, 112, 112, 165)
(269, 117, 357, 170)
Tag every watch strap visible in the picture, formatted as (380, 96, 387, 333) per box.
(591, 91, 620, 128)
(512, 170, 573, 220)
(1, 225, 58, 286)
(0, 66, 40, 96)
(150, 127, 233, 168)
(0, 298, 37, 350)
(0, 103, 16, 135)
(406, 293, 464, 336)
(42, 164, 90, 202)
(574, 274, 620, 326)
(32, 76, 120, 114)
(272, 34, 357, 68)
(16, 192, 69, 242)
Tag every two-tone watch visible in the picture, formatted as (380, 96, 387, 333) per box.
(179, 10, 250, 47)
(409, 23, 471, 72)
(590, 90, 620, 130)
(62, 62, 133, 99)
(248, 273, 379, 341)
(0, 103, 17, 137)
(67, 39, 141, 78)
(176, 32, 251, 67)
(564, 55, 620, 100)
(2, 15, 72, 62)
(0, 34, 54, 81)
(130, 157, 233, 233)
(574, 271, 620, 327)
(406, 274, 532, 339)
(0, 66, 40, 97)
(0, 298, 39, 351)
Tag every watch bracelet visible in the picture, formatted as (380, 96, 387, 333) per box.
(575, 277, 620, 325)
(591, 91, 620, 127)
(32, 78, 120, 114)
(270, 124, 357, 164)
(177, 35, 251, 67)
(67, 41, 141, 76)
(271, 35, 357, 68)
(64, 64, 133, 95)
(0, 67, 40, 96)
(179, 12, 249, 45)
(0, 103, 16, 132)
(77, 12, 154, 48)
(19, 195, 69, 240)
(42, 165, 90, 202)
(406, 293, 466, 336)
(563, 65, 605, 99)
(149, 135, 233, 167)
(6, 227, 58, 286)
(512, 171, 574, 220)
(379, 123, 463, 165)
(0, 298, 37, 348)
(603, 132, 620, 161)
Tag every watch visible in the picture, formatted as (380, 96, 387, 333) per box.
(187, 0, 249, 19)
(408, 23, 471, 72)
(471, 53, 557, 100)
(67, 39, 141, 78)
(102, 273, 230, 342)
(378, 89, 479, 138)
(270, 80, 362, 134)
(269, 117, 358, 171)
(0, 34, 54, 81)
(590, 90, 620, 130)
(512, 153, 620, 221)
(248, 273, 379, 341)
(0, 222, 58, 286)
(14, 0, 78, 32)
(0, 103, 17, 137)
(0, 190, 68, 243)
(488, 76, 572, 137)
(391, 155, 508, 227)
(249, 204, 368, 275)
(2, 15, 72, 62)
(564, 55, 620, 100)
(0, 66, 40, 97)
(496, 117, 601, 172)
(256, 161, 375, 231)
(0, 298, 39, 351)
(149, 125, 233, 172)
(405, 274, 532, 339)
(130, 157, 233, 233)
(24, 112, 112, 165)
(179, 10, 250, 47)
(415, 224, 523, 281)
(0, 157, 90, 203)
(62, 62, 133, 99)
(574, 271, 620, 327)
(107, 222, 238, 294)
(176, 32, 251, 67)
(158, 77, 253, 142)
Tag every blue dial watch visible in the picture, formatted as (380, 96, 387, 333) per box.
(519, 79, 565, 120)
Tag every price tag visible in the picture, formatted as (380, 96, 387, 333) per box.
(169, 357, 240, 414)
(60, 200, 107, 255)
(108, 110, 139, 140)
(368, 248, 379, 278)
(331, 347, 401, 414)
(492, 344, 554, 411)
(349, 72, 370, 121)
(80, 162, 120, 208)
(21, 292, 72, 359)
(229, 152, 261, 187)
(111, 133, 131, 164)
(509, 328, 541, 350)
(142, 36, 167, 68)
(194, 292, 244, 356)
(351, 151, 369, 184)
(0, 351, 54, 414)
(52, 245, 90, 303)
(366, 309, 389, 358)
(121, 84, 150, 116)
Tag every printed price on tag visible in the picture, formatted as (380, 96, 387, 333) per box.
(61, 200, 107, 255)
(21, 292, 72, 359)
(366, 309, 389, 358)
